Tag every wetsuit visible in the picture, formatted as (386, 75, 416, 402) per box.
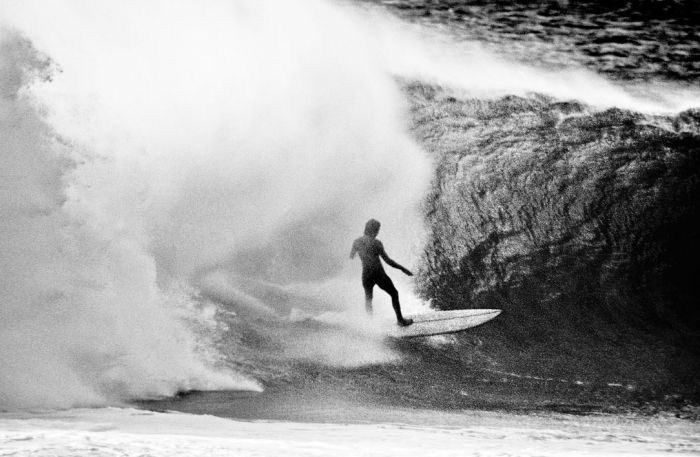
(350, 235, 410, 324)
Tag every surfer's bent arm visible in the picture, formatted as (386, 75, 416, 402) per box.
(380, 245, 413, 276)
(349, 240, 358, 259)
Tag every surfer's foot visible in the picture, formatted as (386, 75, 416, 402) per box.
(397, 318, 413, 327)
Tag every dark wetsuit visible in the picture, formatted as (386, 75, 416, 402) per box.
(350, 235, 407, 322)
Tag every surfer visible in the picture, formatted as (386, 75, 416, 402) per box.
(350, 219, 414, 326)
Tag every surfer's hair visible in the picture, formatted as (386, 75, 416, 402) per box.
(364, 218, 381, 236)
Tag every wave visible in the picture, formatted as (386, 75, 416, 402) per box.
(2, 0, 698, 411)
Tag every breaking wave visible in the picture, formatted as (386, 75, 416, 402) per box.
(1, 0, 698, 411)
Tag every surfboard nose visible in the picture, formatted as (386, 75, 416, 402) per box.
(388, 308, 502, 338)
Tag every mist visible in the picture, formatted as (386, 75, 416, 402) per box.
(0, 0, 434, 409)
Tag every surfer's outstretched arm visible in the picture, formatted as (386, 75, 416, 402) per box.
(379, 245, 413, 276)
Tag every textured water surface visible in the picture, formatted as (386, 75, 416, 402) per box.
(366, 0, 700, 82)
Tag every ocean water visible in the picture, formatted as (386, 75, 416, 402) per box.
(372, 0, 700, 82)
(1, 0, 699, 454)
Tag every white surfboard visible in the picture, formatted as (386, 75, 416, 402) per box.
(386, 309, 501, 338)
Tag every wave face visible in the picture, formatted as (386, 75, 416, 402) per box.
(412, 86, 700, 391)
(386, 0, 700, 398)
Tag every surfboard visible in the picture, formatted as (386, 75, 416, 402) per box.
(386, 309, 501, 338)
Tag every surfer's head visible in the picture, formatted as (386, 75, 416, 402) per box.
(364, 218, 381, 237)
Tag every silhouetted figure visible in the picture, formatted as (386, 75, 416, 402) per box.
(350, 219, 413, 326)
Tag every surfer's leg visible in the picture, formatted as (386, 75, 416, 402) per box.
(362, 274, 374, 316)
(377, 275, 412, 326)
(364, 287, 373, 315)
